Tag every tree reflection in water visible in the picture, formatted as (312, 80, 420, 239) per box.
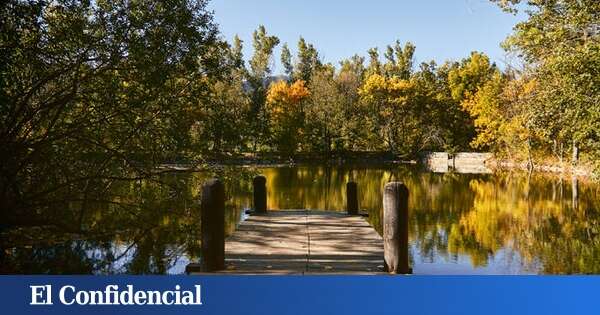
(2, 165, 599, 274)
(1, 169, 253, 274)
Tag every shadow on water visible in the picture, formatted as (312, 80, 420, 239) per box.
(2, 164, 600, 274)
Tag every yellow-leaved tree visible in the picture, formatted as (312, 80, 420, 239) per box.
(358, 74, 417, 155)
(266, 80, 310, 155)
(463, 72, 540, 165)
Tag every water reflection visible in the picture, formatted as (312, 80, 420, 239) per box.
(2, 164, 600, 274)
(247, 166, 600, 274)
(1, 170, 250, 274)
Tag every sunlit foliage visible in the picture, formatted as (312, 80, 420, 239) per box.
(266, 80, 310, 155)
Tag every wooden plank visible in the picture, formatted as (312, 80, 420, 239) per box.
(197, 210, 385, 275)
(307, 212, 384, 273)
(223, 210, 309, 274)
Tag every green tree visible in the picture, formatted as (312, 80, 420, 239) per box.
(305, 65, 345, 154)
(337, 55, 367, 151)
(229, 35, 245, 73)
(383, 40, 415, 79)
(492, 0, 600, 170)
(280, 43, 294, 79)
(411, 61, 475, 152)
(294, 37, 321, 82)
(365, 47, 382, 77)
(0, 0, 221, 230)
(247, 25, 280, 150)
(195, 78, 250, 154)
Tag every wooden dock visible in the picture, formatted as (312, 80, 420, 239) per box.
(191, 210, 385, 274)
(189, 178, 410, 275)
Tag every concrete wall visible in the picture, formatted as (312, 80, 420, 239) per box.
(422, 152, 492, 174)
(423, 152, 449, 173)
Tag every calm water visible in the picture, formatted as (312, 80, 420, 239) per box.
(3, 164, 600, 274)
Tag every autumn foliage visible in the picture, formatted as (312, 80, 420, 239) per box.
(266, 80, 310, 154)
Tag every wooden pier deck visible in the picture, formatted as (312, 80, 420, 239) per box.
(196, 210, 385, 274)
(189, 178, 410, 275)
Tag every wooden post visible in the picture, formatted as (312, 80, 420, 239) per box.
(346, 181, 358, 215)
(253, 175, 267, 213)
(383, 182, 410, 274)
(201, 178, 225, 272)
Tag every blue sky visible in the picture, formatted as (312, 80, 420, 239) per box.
(208, 0, 526, 74)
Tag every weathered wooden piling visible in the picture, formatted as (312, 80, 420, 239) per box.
(200, 178, 225, 272)
(383, 182, 410, 274)
(253, 175, 267, 213)
(346, 181, 358, 215)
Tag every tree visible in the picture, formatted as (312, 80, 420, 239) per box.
(195, 78, 250, 154)
(294, 37, 321, 82)
(491, 0, 600, 169)
(229, 35, 245, 73)
(365, 48, 382, 77)
(383, 40, 415, 79)
(249, 25, 280, 81)
(359, 74, 419, 155)
(0, 0, 221, 231)
(461, 72, 507, 150)
(336, 55, 367, 151)
(193, 35, 251, 155)
(247, 25, 280, 150)
(448, 52, 498, 102)
(396, 42, 416, 80)
(305, 65, 344, 154)
(411, 61, 475, 152)
(280, 43, 294, 78)
(265, 80, 310, 155)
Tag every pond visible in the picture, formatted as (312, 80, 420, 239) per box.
(3, 164, 600, 274)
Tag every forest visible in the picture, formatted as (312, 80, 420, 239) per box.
(1, 0, 599, 228)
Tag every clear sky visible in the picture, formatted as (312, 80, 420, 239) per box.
(208, 0, 526, 74)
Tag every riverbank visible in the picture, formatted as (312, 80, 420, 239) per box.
(161, 151, 596, 179)
(161, 152, 417, 170)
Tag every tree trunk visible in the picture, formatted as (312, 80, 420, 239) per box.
(526, 137, 534, 172)
(559, 141, 564, 166)
(572, 139, 579, 166)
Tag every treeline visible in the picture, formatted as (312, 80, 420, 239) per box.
(200, 0, 600, 176)
(205, 26, 477, 158)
